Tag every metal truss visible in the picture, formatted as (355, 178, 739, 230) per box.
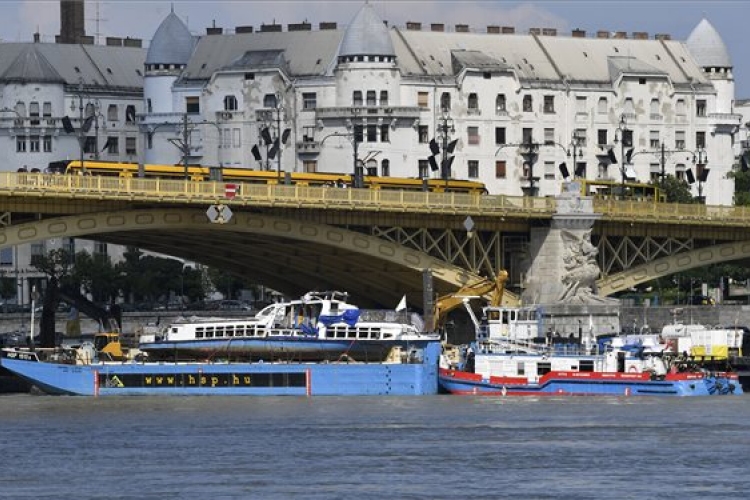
(371, 226, 504, 278)
(596, 235, 694, 276)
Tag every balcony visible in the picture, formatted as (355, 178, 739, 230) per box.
(315, 105, 421, 120)
(296, 139, 320, 154)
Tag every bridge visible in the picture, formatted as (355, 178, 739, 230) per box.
(1, 172, 750, 309)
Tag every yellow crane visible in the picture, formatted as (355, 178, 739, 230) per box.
(429, 270, 509, 333)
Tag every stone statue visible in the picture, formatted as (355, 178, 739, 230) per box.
(558, 229, 617, 305)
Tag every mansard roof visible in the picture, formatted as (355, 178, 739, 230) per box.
(0, 45, 64, 83)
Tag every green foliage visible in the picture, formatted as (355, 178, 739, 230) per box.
(727, 167, 750, 206)
(653, 175, 695, 204)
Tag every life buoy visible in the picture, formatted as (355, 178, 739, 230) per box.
(628, 366, 638, 373)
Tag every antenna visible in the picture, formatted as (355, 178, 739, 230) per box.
(87, 0, 108, 45)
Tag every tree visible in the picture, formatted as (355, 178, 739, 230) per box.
(655, 175, 695, 204)
(29, 248, 74, 347)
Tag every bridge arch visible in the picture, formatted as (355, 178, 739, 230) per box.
(597, 240, 750, 296)
(0, 209, 507, 308)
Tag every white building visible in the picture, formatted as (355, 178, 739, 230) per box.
(144, 3, 740, 205)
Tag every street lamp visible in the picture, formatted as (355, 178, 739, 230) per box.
(613, 114, 632, 199)
(253, 93, 291, 183)
(691, 147, 709, 203)
(557, 132, 586, 180)
(495, 140, 540, 196)
(321, 131, 361, 187)
(435, 109, 456, 181)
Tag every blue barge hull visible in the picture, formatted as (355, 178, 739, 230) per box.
(0, 343, 440, 396)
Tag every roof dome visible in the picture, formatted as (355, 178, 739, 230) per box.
(686, 18, 731, 68)
(339, 3, 394, 58)
(146, 11, 196, 65)
(0, 45, 64, 84)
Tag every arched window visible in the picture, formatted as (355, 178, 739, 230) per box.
(352, 91, 363, 106)
(107, 104, 118, 121)
(440, 92, 451, 112)
(380, 91, 389, 106)
(381, 159, 390, 176)
(496, 94, 506, 113)
(468, 93, 479, 110)
(650, 98, 659, 115)
(85, 102, 96, 118)
(263, 94, 277, 108)
(366, 91, 376, 106)
(523, 95, 532, 112)
(366, 159, 377, 176)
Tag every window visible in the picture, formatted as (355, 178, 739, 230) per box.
(380, 91, 389, 106)
(650, 130, 660, 148)
(381, 159, 390, 176)
(354, 125, 364, 143)
(84, 136, 97, 154)
(43, 102, 52, 123)
(675, 163, 686, 181)
(598, 162, 609, 179)
(147, 133, 153, 149)
(147, 99, 152, 113)
(125, 105, 136, 123)
(0, 247, 13, 266)
(233, 128, 241, 147)
(418, 159, 429, 178)
(366, 91, 376, 106)
(224, 95, 238, 111)
(522, 128, 533, 144)
(43, 135, 52, 153)
(352, 91, 363, 106)
(495, 160, 506, 179)
(263, 94, 278, 108)
(468, 126, 480, 145)
(496, 94, 506, 113)
(622, 130, 633, 148)
(440, 92, 451, 112)
(126, 137, 137, 155)
(676, 99, 686, 116)
(16, 136, 26, 152)
(468, 93, 479, 113)
(523, 95, 532, 112)
(495, 127, 506, 145)
(543, 95, 555, 114)
(186, 96, 200, 114)
(597, 97, 607, 114)
(29, 135, 40, 152)
(576, 96, 586, 114)
(380, 124, 389, 142)
(468, 160, 479, 178)
(366, 159, 377, 176)
(107, 104, 118, 121)
(302, 92, 318, 109)
(85, 102, 96, 118)
(696, 131, 706, 148)
(650, 163, 661, 182)
(650, 98, 659, 115)
(94, 241, 108, 256)
(597, 129, 608, 145)
(696, 99, 706, 117)
(367, 124, 377, 142)
(675, 130, 685, 149)
(302, 126, 316, 142)
(624, 98, 634, 114)
(221, 127, 230, 148)
(107, 136, 119, 154)
(544, 160, 555, 180)
(417, 91, 429, 108)
(303, 160, 317, 173)
(29, 102, 40, 125)
(418, 125, 429, 143)
(575, 129, 587, 147)
(544, 128, 554, 145)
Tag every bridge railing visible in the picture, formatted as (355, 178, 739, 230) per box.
(0, 172, 556, 216)
(593, 199, 750, 225)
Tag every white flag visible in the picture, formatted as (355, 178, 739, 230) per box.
(395, 295, 407, 312)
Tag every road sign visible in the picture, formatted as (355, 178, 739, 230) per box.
(225, 183, 238, 199)
(206, 204, 233, 224)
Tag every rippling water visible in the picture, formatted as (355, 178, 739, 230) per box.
(1, 394, 748, 499)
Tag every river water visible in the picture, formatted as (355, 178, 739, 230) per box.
(0, 394, 748, 499)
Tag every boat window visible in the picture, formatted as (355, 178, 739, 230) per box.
(383, 333, 393, 339)
(487, 310, 499, 321)
(348, 329, 356, 339)
(196, 328, 204, 339)
(517, 362, 525, 376)
(502, 311, 510, 325)
(537, 362, 551, 375)
(205, 327, 214, 338)
(579, 360, 594, 372)
(336, 329, 345, 339)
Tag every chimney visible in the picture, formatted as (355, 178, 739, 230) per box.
(541, 28, 557, 36)
(288, 22, 312, 31)
(206, 27, 223, 35)
(597, 31, 610, 39)
(572, 28, 586, 38)
(33, 32, 40, 43)
(59, 0, 85, 44)
(655, 33, 671, 41)
(529, 28, 541, 35)
(106, 36, 123, 46)
(455, 24, 469, 33)
(123, 37, 142, 48)
(236, 26, 254, 34)
(613, 31, 627, 39)
(319, 22, 337, 30)
(431, 23, 444, 32)
(260, 23, 282, 32)
(406, 22, 422, 31)
(487, 26, 500, 34)
(632, 32, 648, 40)
(501, 26, 515, 34)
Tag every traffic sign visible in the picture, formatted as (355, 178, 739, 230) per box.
(206, 204, 233, 224)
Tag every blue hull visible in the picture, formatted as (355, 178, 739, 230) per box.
(439, 369, 744, 397)
(0, 343, 440, 396)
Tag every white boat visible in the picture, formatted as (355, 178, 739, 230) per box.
(139, 291, 438, 362)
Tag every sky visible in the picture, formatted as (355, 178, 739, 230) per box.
(1, 0, 749, 96)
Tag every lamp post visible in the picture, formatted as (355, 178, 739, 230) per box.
(255, 93, 291, 184)
(495, 140, 540, 196)
(569, 132, 585, 178)
(692, 147, 709, 203)
(613, 115, 629, 199)
(436, 109, 455, 181)
(321, 131, 361, 187)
